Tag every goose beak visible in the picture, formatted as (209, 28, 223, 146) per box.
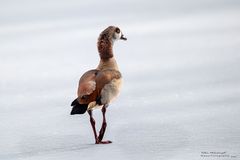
(120, 34, 127, 40)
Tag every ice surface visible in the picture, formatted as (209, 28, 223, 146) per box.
(1, 0, 240, 160)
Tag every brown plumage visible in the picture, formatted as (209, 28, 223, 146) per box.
(76, 69, 122, 105)
(70, 26, 127, 144)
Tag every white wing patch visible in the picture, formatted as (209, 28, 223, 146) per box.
(79, 80, 96, 96)
(88, 81, 96, 92)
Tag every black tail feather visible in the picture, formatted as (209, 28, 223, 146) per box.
(71, 99, 78, 106)
(70, 98, 88, 115)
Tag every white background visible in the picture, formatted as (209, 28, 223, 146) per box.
(0, 0, 240, 159)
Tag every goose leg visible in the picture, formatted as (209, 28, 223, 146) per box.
(97, 105, 112, 144)
(88, 110, 99, 144)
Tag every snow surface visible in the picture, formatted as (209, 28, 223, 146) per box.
(1, 0, 240, 160)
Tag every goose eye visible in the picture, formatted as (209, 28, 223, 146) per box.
(115, 28, 120, 33)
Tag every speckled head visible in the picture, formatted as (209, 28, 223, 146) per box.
(97, 26, 127, 60)
(98, 26, 127, 43)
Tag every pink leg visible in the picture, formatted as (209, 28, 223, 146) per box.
(97, 105, 112, 144)
(88, 110, 99, 144)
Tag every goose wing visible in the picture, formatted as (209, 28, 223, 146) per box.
(77, 69, 121, 105)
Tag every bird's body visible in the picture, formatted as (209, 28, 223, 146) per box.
(71, 26, 127, 144)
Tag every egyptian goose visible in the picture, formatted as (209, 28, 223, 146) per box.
(71, 26, 127, 144)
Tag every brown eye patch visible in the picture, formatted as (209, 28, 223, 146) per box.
(115, 27, 120, 33)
